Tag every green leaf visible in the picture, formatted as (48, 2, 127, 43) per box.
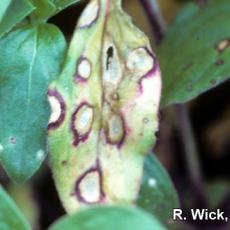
(0, 23, 66, 183)
(0, 0, 11, 22)
(28, 0, 56, 22)
(0, 185, 30, 230)
(52, 0, 81, 11)
(28, 0, 82, 21)
(137, 153, 179, 225)
(49, 206, 166, 230)
(0, 0, 34, 38)
(159, 0, 230, 107)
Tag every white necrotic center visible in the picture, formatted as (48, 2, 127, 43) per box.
(127, 48, 154, 75)
(36, 149, 45, 161)
(79, 171, 100, 203)
(48, 96, 61, 124)
(148, 178, 157, 187)
(107, 114, 124, 144)
(78, 59, 91, 79)
(74, 105, 94, 135)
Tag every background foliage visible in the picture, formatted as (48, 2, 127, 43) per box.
(0, 0, 230, 229)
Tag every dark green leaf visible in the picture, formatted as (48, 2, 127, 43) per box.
(0, 0, 34, 38)
(137, 153, 179, 225)
(159, 0, 230, 107)
(52, 0, 81, 12)
(49, 206, 166, 230)
(0, 23, 66, 183)
(206, 180, 230, 209)
(0, 185, 30, 230)
(28, 0, 56, 22)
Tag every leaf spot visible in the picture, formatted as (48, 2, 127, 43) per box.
(48, 89, 66, 130)
(210, 79, 217, 86)
(36, 149, 45, 161)
(148, 178, 157, 187)
(103, 43, 122, 85)
(77, 58, 91, 80)
(75, 162, 104, 204)
(105, 113, 126, 147)
(71, 103, 94, 146)
(215, 59, 224, 66)
(143, 117, 149, 124)
(111, 92, 119, 101)
(9, 137, 16, 144)
(216, 39, 230, 52)
(127, 47, 154, 75)
(0, 144, 3, 153)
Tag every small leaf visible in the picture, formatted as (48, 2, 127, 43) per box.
(53, 0, 81, 11)
(49, 206, 166, 230)
(0, 24, 66, 183)
(159, 0, 230, 107)
(137, 153, 179, 225)
(0, 185, 30, 230)
(0, 0, 34, 38)
(28, 0, 56, 22)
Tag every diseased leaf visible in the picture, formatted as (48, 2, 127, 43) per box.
(0, 185, 30, 230)
(49, 206, 166, 230)
(28, 0, 56, 22)
(0, 0, 34, 38)
(0, 24, 66, 183)
(159, 0, 230, 107)
(48, 0, 161, 212)
(137, 153, 179, 226)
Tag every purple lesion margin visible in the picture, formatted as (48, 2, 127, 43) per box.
(137, 47, 159, 94)
(74, 159, 105, 204)
(78, 0, 101, 29)
(70, 102, 94, 146)
(74, 56, 92, 83)
(48, 89, 66, 130)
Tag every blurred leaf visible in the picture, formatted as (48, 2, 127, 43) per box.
(206, 180, 230, 209)
(49, 206, 166, 230)
(159, 0, 230, 107)
(0, 185, 30, 230)
(0, 23, 66, 183)
(0, 0, 11, 22)
(28, 0, 56, 22)
(137, 153, 179, 225)
(7, 183, 39, 228)
(53, 0, 81, 11)
(158, 0, 182, 24)
(0, 0, 34, 38)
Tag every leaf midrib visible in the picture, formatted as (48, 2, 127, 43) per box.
(25, 27, 37, 124)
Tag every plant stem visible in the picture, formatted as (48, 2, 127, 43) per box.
(139, 0, 166, 44)
(175, 105, 207, 207)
